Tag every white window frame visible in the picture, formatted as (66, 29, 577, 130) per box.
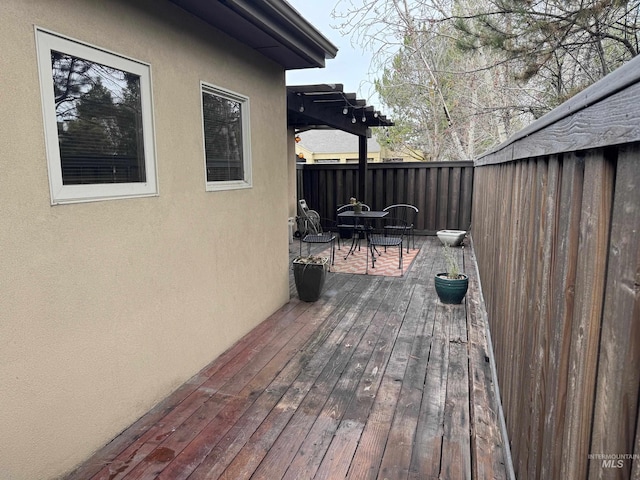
(200, 82, 252, 191)
(35, 28, 158, 204)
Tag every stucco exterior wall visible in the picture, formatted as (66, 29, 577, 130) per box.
(0, 1, 290, 478)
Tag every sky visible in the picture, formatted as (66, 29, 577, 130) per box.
(285, 0, 383, 110)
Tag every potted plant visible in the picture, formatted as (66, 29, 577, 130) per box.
(292, 255, 329, 302)
(434, 244, 469, 304)
(349, 197, 363, 214)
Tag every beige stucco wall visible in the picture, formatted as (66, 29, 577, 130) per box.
(0, 1, 290, 478)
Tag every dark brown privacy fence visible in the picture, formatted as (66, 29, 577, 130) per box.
(472, 56, 640, 479)
(296, 161, 473, 233)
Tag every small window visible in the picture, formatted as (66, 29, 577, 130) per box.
(201, 83, 252, 191)
(36, 29, 157, 204)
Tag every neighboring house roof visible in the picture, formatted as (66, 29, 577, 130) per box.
(169, 0, 337, 69)
(298, 130, 380, 154)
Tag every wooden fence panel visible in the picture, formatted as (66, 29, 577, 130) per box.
(473, 145, 640, 479)
(589, 144, 640, 480)
(296, 162, 474, 233)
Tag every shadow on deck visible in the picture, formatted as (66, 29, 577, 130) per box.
(66, 236, 510, 480)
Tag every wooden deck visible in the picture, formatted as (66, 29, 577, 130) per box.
(65, 236, 509, 480)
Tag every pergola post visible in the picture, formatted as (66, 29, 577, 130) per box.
(358, 134, 368, 204)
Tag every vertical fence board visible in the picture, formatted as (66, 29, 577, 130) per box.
(426, 168, 438, 230)
(407, 168, 416, 208)
(385, 168, 395, 208)
(532, 156, 559, 478)
(531, 156, 554, 478)
(346, 169, 355, 201)
(327, 170, 336, 216)
(399, 168, 405, 204)
(336, 168, 343, 202)
(540, 155, 584, 480)
(372, 168, 383, 209)
(448, 167, 462, 227)
(416, 168, 427, 231)
(513, 160, 534, 475)
(438, 168, 450, 230)
(460, 167, 474, 230)
(529, 159, 546, 478)
(505, 161, 524, 438)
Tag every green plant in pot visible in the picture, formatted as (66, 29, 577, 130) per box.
(292, 255, 329, 302)
(434, 243, 469, 304)
(349, 196, 363, 214)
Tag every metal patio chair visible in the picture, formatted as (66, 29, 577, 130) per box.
(382, 204, 419, 252)
(298, 199, 336, 265)
(366, 217, 407, 275)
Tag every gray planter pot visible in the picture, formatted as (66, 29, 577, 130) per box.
(293, 257, 329, 302)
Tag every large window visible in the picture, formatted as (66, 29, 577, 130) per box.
(201, 83, 251, 191)
(36, 29, 157, 204)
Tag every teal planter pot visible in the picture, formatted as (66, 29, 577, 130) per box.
(293, 257, 329, 302)
(434, 273, 469, 304)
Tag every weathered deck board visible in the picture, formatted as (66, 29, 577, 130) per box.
(464, 243, 508, 480)
(408, 303, 447, 480)
(64, 236, 509, 480)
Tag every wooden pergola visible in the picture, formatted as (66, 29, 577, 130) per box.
(287, 84, 393, 204)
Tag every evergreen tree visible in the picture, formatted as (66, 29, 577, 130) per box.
(454, 0, 640, 109)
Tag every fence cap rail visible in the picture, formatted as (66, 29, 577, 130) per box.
(297, 160, 475, 170)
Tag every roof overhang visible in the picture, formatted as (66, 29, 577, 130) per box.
(287, 84, 393, 137)
(169, 0, 337, 69)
